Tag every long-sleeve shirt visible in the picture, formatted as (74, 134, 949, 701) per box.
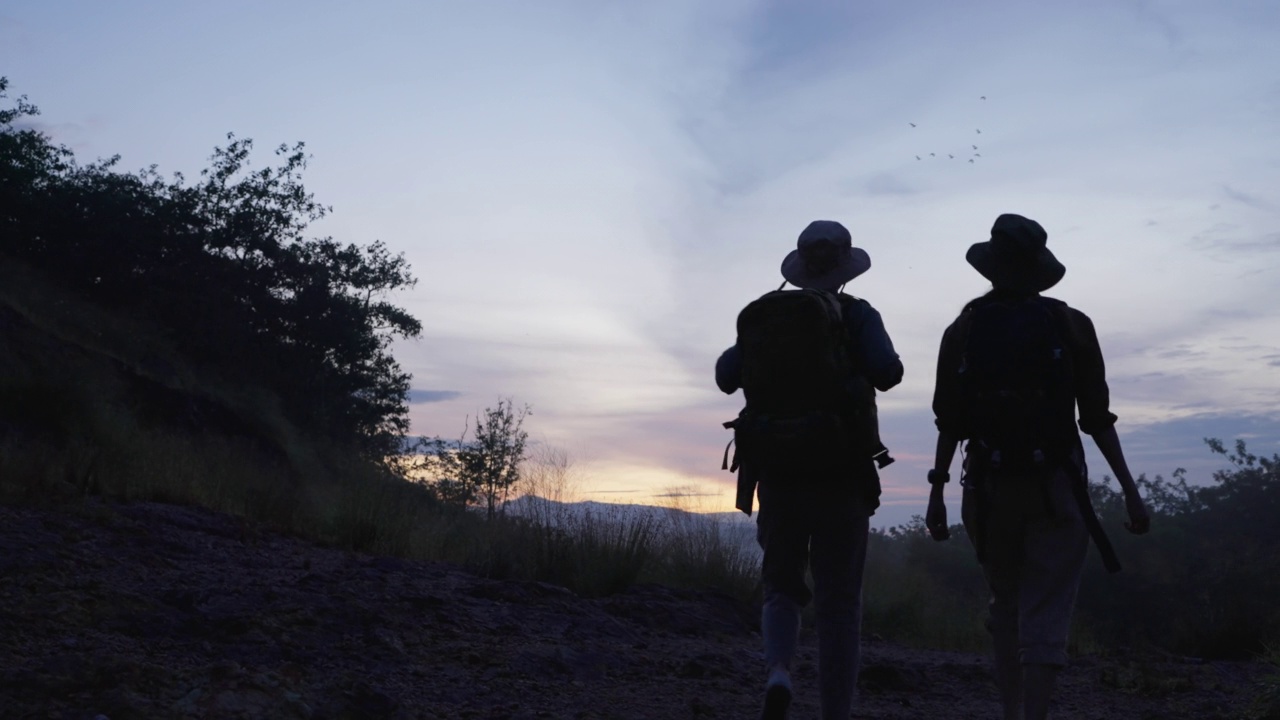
(931, 293, 1118, 439)
(715, 294, 904, 396)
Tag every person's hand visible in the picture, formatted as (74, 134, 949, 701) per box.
(1124, 492, 1150, 535)
(926, 490, 950, 541)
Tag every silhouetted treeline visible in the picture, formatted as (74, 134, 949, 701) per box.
(865, 439, 1279, 659)
(1077, 438, 1280, 658)
(0, 78, 420, 457)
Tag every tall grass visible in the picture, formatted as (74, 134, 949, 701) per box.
(862, 524, 990, 651)
(0, 321, 759, 600)
(0, 367, 1003, 651)
(0, 259, 1007, 648)
(1247, 645, 1280, 719)
(11, 265, 1271, 658)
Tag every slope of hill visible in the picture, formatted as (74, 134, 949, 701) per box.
(0, 259, 443, 562)
(0, 498, 1267, 719)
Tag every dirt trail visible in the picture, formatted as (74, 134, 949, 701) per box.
(0, 500, 1265, 719)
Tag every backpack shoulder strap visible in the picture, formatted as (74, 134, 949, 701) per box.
(835, 292, 872, 333)
(952, 291, 1003, 340)
(950, 305, 978, 364)
(821, 289, 845, 319)
(1036, 296, 1071, 327)
(1034, 296, 1075, 352)
(836, 292, 867, 312)
(789, 288, 846, 323)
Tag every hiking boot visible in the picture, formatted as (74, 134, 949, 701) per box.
(761, 682, 791, 720)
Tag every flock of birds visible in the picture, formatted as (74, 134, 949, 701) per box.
(910, 96, 987, 164)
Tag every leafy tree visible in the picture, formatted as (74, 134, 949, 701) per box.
(856, 437, 1280, 657)
(0, 78, 421, 458)
(1079, 438, 1280, 657)
(417, 399, 531, 517)
(415, 436, 474, 507)
(466, 398, 531, 519)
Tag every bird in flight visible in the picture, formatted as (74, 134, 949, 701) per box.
(929, 153, 935, 157)
(976, 129, 982, 134)
(915, 155, 921, 160)
(972, 144, 978, 150)
(974, 153, 981, 157)
(909, 122, 916, 127)
(980, 96, 986, 100)
(948, 154, 954, 159)
(968, 158, 975, 163)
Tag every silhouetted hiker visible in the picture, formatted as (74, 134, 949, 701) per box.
(716, 220, 903, 720)
(925, 213, 1151, 720)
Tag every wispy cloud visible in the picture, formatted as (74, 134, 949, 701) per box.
(406, 390, 462, 404)
(652, 490, 720, 499)
(4, 0, 1279, 514)
(1192, 224, 1280, 256)
(862, 173, 918, 197)
(1121, 0, 1189, 52)
(1222, 184, 1273, 212)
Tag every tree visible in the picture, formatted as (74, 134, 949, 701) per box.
(415, 435, 473, 507)
(466, 399, 531, 519)
(1078, 437, 1280, 657)
(419, 399, 531, 518)
(0, 78, 422, 458)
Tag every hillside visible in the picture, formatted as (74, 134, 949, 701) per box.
(2, 258, 1278, 718)
(0, 257, 444, 562)
(4, 76, 1279, 719)
(0, 498, 1268, 720)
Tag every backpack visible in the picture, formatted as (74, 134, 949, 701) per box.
(957, 295, 1077, 474)
(728, 288, 880, 476)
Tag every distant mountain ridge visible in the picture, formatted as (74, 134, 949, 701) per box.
(501, 494, 755, 527)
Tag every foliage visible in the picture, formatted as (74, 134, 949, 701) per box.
(858, 438, 1280, 657)
(413, 399, 531, 517)
(863, 517, 990, 650)
(1077, 438, 1280, 658)
(0, 77, 420, 457)
(467, 399, 531, 518)
(0, 78, 761, 611)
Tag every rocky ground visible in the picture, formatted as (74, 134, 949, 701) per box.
(0, 499, 1269, 719)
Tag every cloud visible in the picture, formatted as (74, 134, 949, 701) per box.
(651, 490, 720, 499)
(8, 0, 1280, 522)
(862, 172, 917, 197)
(1192, 224, 1280, 257)
(1117, 0, 1191, 55)
(1153, 344, 1208, 360)
(406, 390, 462, 404)
(1107, 411, 1280, 479)
(1222, 184, 1273, 212)
(7, 115, 111, 156)
(1222, 232, 1280, 254)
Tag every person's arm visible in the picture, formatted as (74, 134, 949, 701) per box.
(1063, 308, 1119, 436)
(1091, 425, 1150, 534)
(1064, 307, 1149, 534)
(848, 301, 904, 392)
(926, 430, 961, 541)
(715, 344, 742, 395)
(926, 318, 966, 541)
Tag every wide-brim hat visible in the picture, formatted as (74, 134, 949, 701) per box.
(780, 220, 871, 290)
(966, 213, 1065, 293)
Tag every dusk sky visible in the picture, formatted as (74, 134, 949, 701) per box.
(4, 1, 1278, 526)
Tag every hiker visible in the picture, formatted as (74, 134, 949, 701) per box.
(716, 220, 903, 720)
(925, 213, 1151, 720)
